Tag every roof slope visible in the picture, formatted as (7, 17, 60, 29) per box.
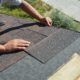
(0, 13, 80, 73)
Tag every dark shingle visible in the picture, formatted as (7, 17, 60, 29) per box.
(17, 29, 47, 44)
(26, 29, 80, 63)
(38, 26, 60, 36)
(0, 34, 11, 45)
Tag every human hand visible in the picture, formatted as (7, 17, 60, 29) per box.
(3, 39, 30, 52)
(39, 17, 52, 26)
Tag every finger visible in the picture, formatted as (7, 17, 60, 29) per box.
(18, 44, 30, 47)
(16, 47, 26, 50)
(46, 18, 50, 26)
(48, 19, 52, 26)
(46, 17, 52, 26)
(23, 41, 30, 44)
(49, 21, 52, 26)
(48, 22, 52, 26)
(19, 40, 30, 44)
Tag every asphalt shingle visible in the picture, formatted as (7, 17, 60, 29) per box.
(16, 29, 47, 44)
(27, 28, 80, 63)
(38, 26, 60, 36)
(27, 22, 44, 32)
(0, 34, 11, 45)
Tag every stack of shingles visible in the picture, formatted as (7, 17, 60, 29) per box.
(0, 14, 80, 72)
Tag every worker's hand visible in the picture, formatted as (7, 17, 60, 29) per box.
(3, 39, 30, 52)
(39, 17, 52, 26)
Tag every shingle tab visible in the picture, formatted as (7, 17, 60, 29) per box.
(17, 29, 47, 44)
(27, 24, 43, 32)
(38, 26, 60, 36)
(0, 34, 11, 44)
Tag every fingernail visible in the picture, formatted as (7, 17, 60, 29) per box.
(28, 42, 30, 43)
(24, 47, 26, 49)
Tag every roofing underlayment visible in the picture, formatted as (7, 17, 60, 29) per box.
(0, 14, 80, 80)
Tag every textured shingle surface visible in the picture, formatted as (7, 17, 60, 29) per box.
(27, 29, 80, 63)
(38, 26, 60, 36)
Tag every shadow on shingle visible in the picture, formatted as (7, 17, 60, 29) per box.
(0, 50, 24, 56)
(0, 22, 46, 35)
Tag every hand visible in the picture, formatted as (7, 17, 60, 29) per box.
(39, 17, 52, 26)
(3, 39, 30, 52)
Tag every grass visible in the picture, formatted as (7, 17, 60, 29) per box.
(49, 9, 80, 32)
(0, 0, 80, 32)
(0, 0, 52, 22)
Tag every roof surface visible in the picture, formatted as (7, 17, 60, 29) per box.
(0, 14, 80, 80)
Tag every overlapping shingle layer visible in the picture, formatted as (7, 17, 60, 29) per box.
(0, 14, 80, 71)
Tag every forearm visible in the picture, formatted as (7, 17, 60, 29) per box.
(0, 45, 5, 52)
(19, 0, 43, 21)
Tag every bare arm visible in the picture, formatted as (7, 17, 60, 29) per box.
(19, 0, 52, 26)
(19, 0, 43, 21)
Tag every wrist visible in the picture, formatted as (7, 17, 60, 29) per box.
(0, 45, 6, 52)
(3, 45, 6, 52)
(37, 16, 43, 21)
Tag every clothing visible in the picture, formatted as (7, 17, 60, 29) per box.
(0, 21, 6, 26)
(0, 0, 23, 8)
